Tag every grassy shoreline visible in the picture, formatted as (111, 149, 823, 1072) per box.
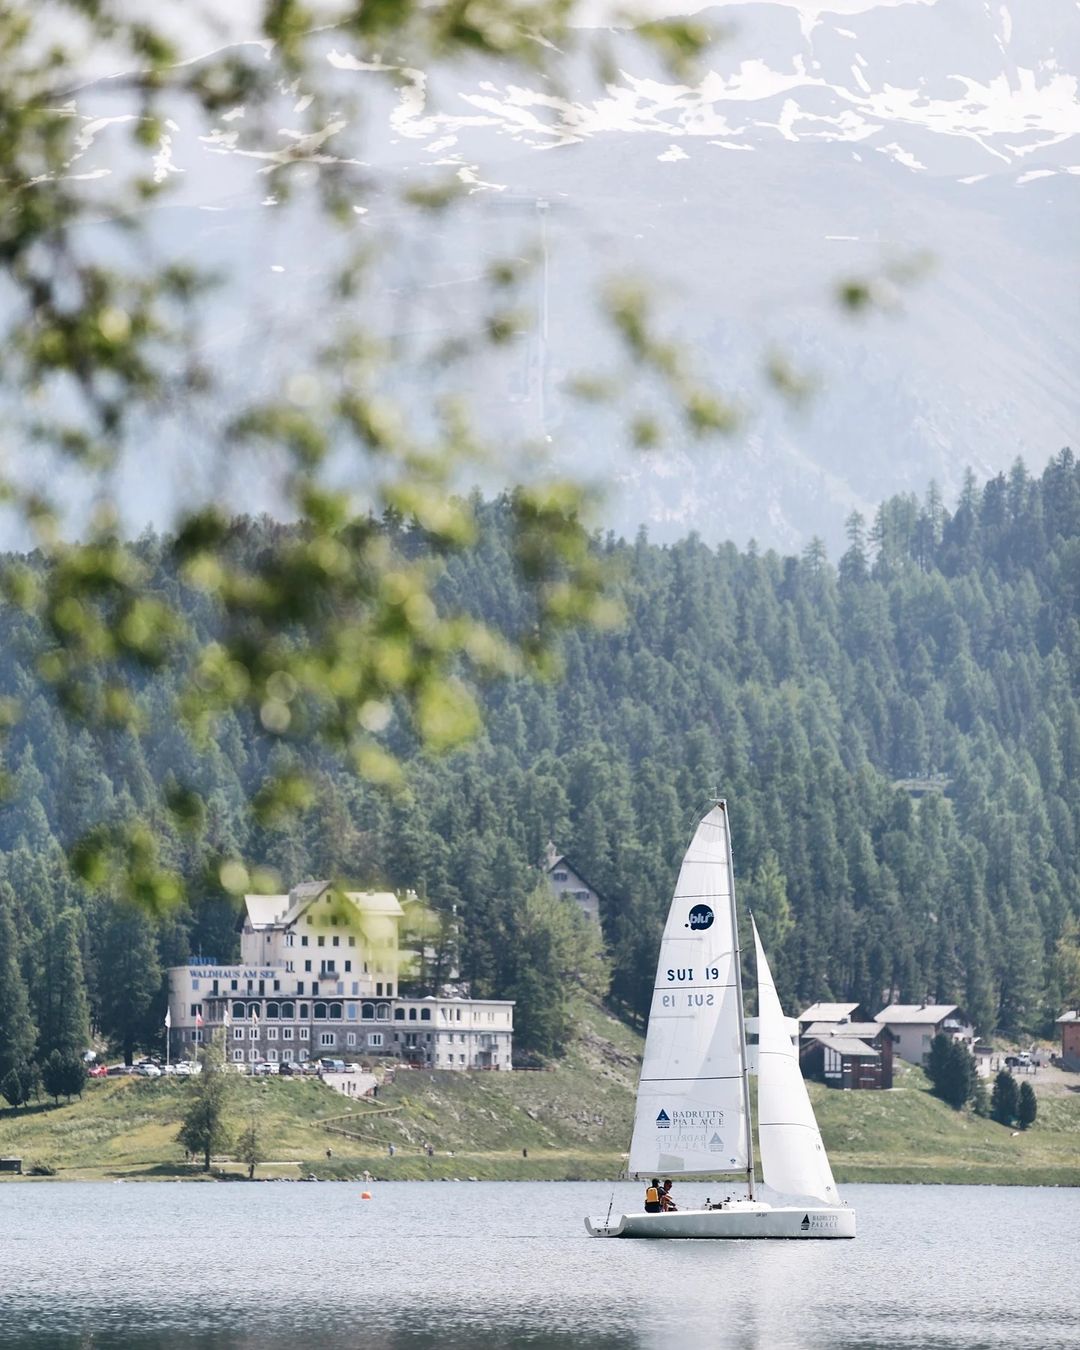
(3, 1003, 1078, 1187)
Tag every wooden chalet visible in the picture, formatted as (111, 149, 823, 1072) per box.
(800, 1021, 894, 1090)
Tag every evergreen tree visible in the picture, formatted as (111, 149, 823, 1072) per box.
(1017, 1080, 1037, 1129)
(990, 1070, 1019, 1125)
(94, 902, 164, 1065)
(41, 1048, 86, 1104)
(0, 895, 36, 1086)
(925, 1034, 977, 1110)
(177, 1038, 233, 1172)
(36, 910, 90, 1063)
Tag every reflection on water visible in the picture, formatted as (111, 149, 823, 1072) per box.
(1, 1182, 1076, 1349)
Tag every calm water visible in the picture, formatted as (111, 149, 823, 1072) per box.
(1, 1182, 1075, 1349)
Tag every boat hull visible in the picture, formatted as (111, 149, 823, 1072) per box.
(585, 1202, 855, 1240)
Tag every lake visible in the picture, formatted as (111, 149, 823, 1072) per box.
(1, 1182, 1074, 1349)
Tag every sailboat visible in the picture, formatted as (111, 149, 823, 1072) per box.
(586, 801, 855, 1239)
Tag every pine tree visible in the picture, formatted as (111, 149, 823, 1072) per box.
(177, 1038, 232, 1171)
(990, 1070, 1019, 1126)
(1017, 1080, 1037, 1130)
(36, 909, 90, 1063)
(94, 901, 164, 1066)
(0, 895, 37, 1086)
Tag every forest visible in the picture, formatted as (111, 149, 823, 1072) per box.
(2, 450, 1080, 1093)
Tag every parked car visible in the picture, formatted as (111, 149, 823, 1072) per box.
(1004, 1052, 1032, 1068)
(173, 1061, 193, 1076)
(106, 1064, 132, 1076)
(252, 1061, 277, 1076)
(137, 1062, 162, 1078)
(88, 1064, 108, 1078)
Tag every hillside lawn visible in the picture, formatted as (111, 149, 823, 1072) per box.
(2, 1003, 1079, 1185)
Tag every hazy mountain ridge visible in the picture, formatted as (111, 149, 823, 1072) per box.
(58, 0, 1080, 553)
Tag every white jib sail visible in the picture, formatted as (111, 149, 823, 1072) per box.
(628, 805, 750, 1178)
(752, 917, 839, 1205)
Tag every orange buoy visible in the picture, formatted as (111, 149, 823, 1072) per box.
(360, 1191, 372, 1199)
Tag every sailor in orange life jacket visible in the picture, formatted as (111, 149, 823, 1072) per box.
(644, 1178, 662, 1213)
(659, 1179, 678, 1211)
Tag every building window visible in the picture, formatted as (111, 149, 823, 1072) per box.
(333, 936, 340, 947)
(351, 983, 359, 996)
(281, 1001, 295, 1019)
(312, 983, 320, 996)
(386, 983, 393, 996)
(268, 1049, 278, 1062)
(285, 962, 294, 974)
(191, 1003, 202, 1018)
(300, 1027, 310, 1041)
(191, 978, 200, 991)
(232, 1002, 246, 1020)
(230, 980, 237, 991)
(267, 1027, 279, 1041)
(421, 1009, 431, 1021)
(394, 1008, 406, 1021)
(282, 1049, 293, 1062)
(273, 980, 280, 992)
(408, 1008, 417, 1021)
(304, 960, 312, 973)
(349, 937, 355, 947)
(297, 982, 305, 995)
(249, 1048, 258, 1062)
(368, 1033, 383, 1048)
(362, 1003, 374, 1021)
(301, 936, 308, 947)
(233, 1049, 244, 1061)
(344, 961, 351, 973)
(299, 1049, 309, 1062)
(193, 1029, 203, 1044)
(553, 870, 568, 881)
(286, 933, 295, 948)
(266, 1002, 279, 1020)
(249, 1027, 259, 1041)
(282, 1028, 294, 1041)
(313, 1002, 327, 1020)
(317, 936, 325, 948)
(320, 1032, 336, 1047)
(347, 1004, 357, 1020)
(299, 1004, 308, 1018)
(233, 1028, 244, 1041)
(376, 982, 383, 996)
(329, 1002, 343, 1020)
(376, 1003, 390, 1021)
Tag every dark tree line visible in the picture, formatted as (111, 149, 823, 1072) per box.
(1, 451, 1079, 1080)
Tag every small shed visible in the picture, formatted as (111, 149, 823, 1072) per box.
(800, 1024, 894, 1090)
(0, 1157, 22, 1175)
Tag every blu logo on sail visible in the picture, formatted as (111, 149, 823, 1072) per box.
(687, 904, 714, 930)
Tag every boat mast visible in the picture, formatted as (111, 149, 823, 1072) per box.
(719, 799, 756, 1201)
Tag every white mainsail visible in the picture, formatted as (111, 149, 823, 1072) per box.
(752, 917, 839, 1206)
(627, 804, 751, 1179)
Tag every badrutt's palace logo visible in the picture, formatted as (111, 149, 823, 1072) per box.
(656, 1109, 671, 1129)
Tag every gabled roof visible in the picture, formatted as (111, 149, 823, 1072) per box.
(244, 885, 403, 931)
(244, 894, 291, 929)
(875, 1004, 960, 1025)
(808, 1035, 880, 1058)
(798, 1002, 860, 1023)
(803, 1021, 884, 1041)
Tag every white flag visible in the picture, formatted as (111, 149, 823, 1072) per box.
(223, 1009, 231, 1028)
(250, 1008, 259, 1025)
(164, 1007, 172, 1029)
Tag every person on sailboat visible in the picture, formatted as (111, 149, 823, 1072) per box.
(644, 1179, 661, 1213)
(659, 1180, 677, 1211)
